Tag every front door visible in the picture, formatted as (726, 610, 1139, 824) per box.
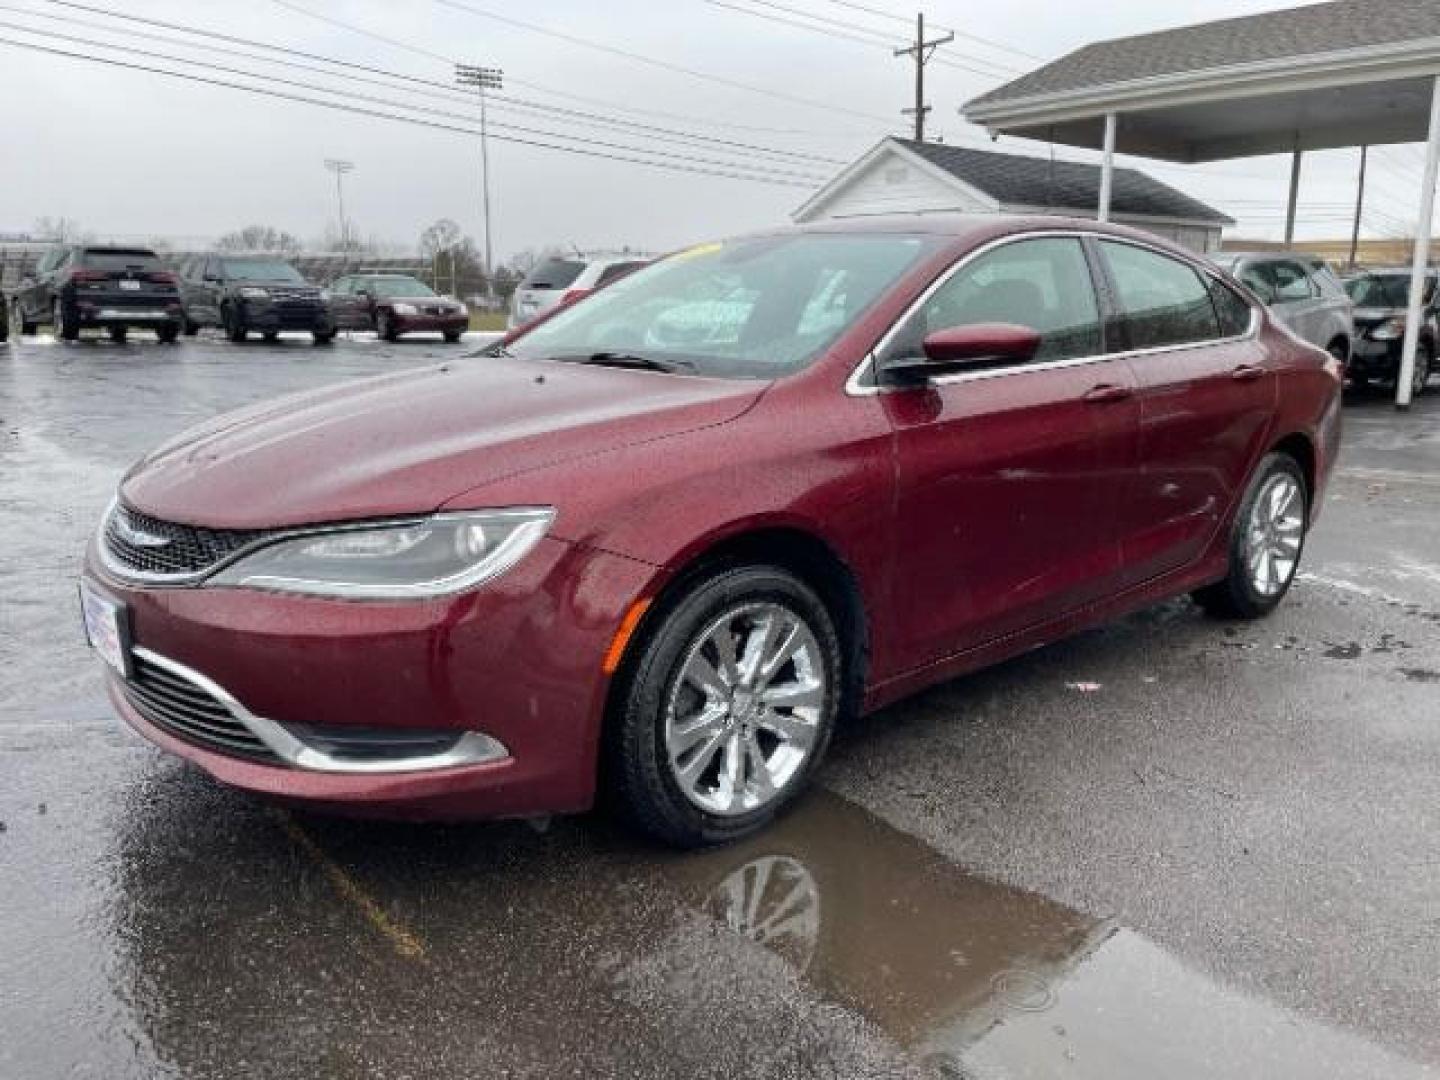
(1094, 239, 1277, 586)
(882, 235, 1138, 667)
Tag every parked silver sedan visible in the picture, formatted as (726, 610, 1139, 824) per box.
(1211, 252, 1354, 363)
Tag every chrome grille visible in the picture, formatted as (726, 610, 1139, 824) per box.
(121, 654, 280, 763)
(102, 504, 271, 579)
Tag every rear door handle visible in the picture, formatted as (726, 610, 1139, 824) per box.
(1083, 383, 1133, 404)
(1232, 364, 1266, 381)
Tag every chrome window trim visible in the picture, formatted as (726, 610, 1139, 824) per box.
(844, 229, 1260, 397)
(129, 646, 511, 774)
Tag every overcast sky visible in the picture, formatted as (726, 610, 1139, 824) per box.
(1, 0, 1429, 259)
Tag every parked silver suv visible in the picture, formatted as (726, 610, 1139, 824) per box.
(508, 253, 648, 329)
(1211, 252, 1353, 362)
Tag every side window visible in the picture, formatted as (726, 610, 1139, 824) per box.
(1100, 241, 1220, 350)
(1235, 263, 1274, 303)
(1207, 278, 1253, 338)
(596, 261, 644, 287)
(1270, 260, 1315, 302)
(883, 237, 1101, 366)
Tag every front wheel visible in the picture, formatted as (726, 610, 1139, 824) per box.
(377, 312, 399, 342)
(443, 329, 463, 344)
(156, 322, 180, 344)
(108, 326, 128, 344)
(1410, 343, 1432, 397)
(312, 329, 336, 346)
(607, 565, 841, 847)
(1192, 452, 1308, 619)
(54, 299, 78, 341)
(223, 306, 248, 343)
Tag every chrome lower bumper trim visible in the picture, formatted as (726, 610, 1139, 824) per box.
(131, 646, 510, 774)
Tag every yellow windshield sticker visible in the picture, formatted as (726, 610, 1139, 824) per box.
(672, 241, 723, 261)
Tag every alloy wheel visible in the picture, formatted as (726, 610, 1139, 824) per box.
(663, 602, 826, 817)
(1245, 473, 1304, 597)
(1413, 348, 1431, 396)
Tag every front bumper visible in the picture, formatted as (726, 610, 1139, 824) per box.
(392, 313, 469, 335)
(239, 300, 333, 332)
(85, 535, 658, 820)
(1348, 338, 1403, 378)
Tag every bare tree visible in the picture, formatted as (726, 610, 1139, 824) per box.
(216, 225, 302, 253)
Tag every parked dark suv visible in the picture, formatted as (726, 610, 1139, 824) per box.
(1342, 269, 1438, 396)
(12, 245, 183, 342)
(177, 254, 335, 345)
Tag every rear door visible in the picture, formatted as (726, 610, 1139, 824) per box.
(1269, 258, 1325, 347)
(1096, 239, 1276, 586)
(883, 234, 1139, 664)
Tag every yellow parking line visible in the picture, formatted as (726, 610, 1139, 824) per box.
(272, 810, 427, 961)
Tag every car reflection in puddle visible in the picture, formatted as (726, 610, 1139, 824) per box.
(664, 792, 1431, 1080)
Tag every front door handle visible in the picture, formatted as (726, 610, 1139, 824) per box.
(1232, 364, 1266, 381)
(1083, 383, 1133, 404)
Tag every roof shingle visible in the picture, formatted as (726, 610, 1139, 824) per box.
(969, 0, 1440, 109)
(896, 138, 1232, 224)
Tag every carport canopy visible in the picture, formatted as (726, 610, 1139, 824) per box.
(963, 0, 1440, 407)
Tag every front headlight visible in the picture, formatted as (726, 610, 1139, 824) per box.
(208, 508, 555, 598)
(392, 302, 418, 315)
(239, 286, 270, 300)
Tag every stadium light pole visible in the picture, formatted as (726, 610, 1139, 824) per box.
(323, 158, 354, 250)
(455, 64, 502, 301)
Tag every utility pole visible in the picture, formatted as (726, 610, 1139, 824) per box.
(323, 159, 354, 250)
(1349, 144, 1368, 270)
(455, 63, 503, 303)
(893, 13, 952, 142)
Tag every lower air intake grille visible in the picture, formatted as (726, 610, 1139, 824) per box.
(122, 654, 280, 763)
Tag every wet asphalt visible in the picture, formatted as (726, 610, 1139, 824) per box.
(1, 329, 1438, 1079)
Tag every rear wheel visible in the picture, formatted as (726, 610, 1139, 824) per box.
(607, 565, 841, 847)
(54, 299, 78, 341)
(223, 306, 247, 343)
(16, 299, 36, 336)
(108, 326, 128, 344)
(443, 329, 463, 344)
(262, 330, 280, 344)
(1192, 452, 1307, 620)
(312, 329, 336, 346)
(182, 317, 199, 336)
(156, 322, 180, 344)
(377, 312, 399, 342)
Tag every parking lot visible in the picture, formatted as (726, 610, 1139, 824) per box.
(2, 331, 1439, 1078)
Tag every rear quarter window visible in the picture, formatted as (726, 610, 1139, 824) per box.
(522, 258, 585, 290)
(596, 261, 646, 287)
(1100, 241, 1221, 350)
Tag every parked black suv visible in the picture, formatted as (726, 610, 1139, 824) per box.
(12, 245, 183, 342)
(177, 254, 335, 344)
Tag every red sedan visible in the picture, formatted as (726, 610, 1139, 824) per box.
(81, 216, 1341, 846)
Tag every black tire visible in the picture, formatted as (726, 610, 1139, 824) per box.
(1411, 343, 1432, 397)
(156, 322, 180, 344)
(377, 312, 399, 343)
(17, 299, 37, 336)
(312, 329, 336, 346)
(606, 565, 842, 848)
(108, 326, 128, 344)
(443, 329, 463, 344)
(262, 330, 280, 344)
(54, 299, 78, 341)
(223, 306, 247, 344)
(1192, 452, 1308, 620)
(182, 318, 200, 336)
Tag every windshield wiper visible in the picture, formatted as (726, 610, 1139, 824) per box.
(559, 351, 692, 373)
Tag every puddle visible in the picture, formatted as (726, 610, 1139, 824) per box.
(665, 793, 1436, 1080)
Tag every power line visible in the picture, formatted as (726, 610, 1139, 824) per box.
(268, 0, 860, 137)
(812, 0, 1048, 61)
(428, 0, 896, 123)
(28, 0, 851, 165)
(697, 0, 1020, 80)
(0, 35, 826, 188)
(0, 17, 826, 182)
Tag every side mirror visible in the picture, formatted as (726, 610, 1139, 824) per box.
(881, 323, 1042, 385)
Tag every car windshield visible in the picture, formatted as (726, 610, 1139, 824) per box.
(365, 277, 436, 298)
(508, 233, 938, 379)
(223, 260, 304, 283)
(1345, 274, 1432, 307)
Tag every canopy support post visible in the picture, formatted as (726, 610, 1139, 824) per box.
(1284, 141, 1302, 245)
(1397, 74, 1440, 410)
(1098, 112, 1116, 223)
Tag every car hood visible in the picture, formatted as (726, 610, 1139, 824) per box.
(121, 357, 765, 529)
